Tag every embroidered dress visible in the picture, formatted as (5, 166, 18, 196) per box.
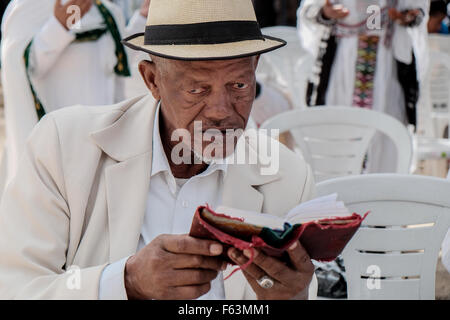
(298, 0, 428, 173)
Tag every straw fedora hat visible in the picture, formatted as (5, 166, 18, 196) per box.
(122, 0, 286, 60)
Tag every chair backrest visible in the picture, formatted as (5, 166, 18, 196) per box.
(316, 174, 450, 299)
(257, 26, 313, 110)
(260, 107, 413, 182)
(418, 48, 450, 138)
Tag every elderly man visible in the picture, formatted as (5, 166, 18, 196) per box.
(0, 0, 316, 300)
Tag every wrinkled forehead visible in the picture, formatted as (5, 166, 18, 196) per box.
(154, 55, 258, 77)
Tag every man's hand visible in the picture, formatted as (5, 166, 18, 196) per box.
(54, 0, 93, 31)
(140, 0, 151, 18)
(322, 0, 350, 20)
(388, 8, 421, 26)
(124, 234, 226, 300)
(228, 241, 315, 300)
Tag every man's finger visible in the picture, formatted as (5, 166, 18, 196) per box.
(228, 248, 267, 281)
(338, 9, 350, 16)
(287, 241, 315, 274)
(229, 247, 294, 286)
(166, 269, 218, 286)
(244, 249, 293, 283)
(69, 0, 91, 11)
(162, 235, 223, 256)
(170, 253, 226, 271)
(79, 0, 93, 14)
(67, 0, 86, 8)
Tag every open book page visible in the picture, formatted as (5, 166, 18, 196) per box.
(214, 206, 286, 231)
(214, 194, 351, 231)
(286, 193, 350, 224)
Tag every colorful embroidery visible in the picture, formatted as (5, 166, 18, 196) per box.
(352, 35, 379, 109)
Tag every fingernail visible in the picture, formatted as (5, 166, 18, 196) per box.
(289, 241, 298, 251)
(210, 244, 222, 255)
(230, 249, 239, 259)
(243, 249, 258, 258)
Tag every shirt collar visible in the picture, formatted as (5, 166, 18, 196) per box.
(151, 103, 228, 181)
(151, 103, 172, 177)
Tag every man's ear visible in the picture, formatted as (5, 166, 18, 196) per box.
(139, 60, 161, 101)
(254, 55, 261, 69)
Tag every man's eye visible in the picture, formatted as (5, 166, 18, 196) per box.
(188, 88, 205, 94)
(233, 83, 249, 89)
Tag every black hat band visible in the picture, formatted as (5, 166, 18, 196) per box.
(144, 20, 265, 45)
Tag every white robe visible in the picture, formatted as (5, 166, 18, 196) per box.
(0, 0, 146, 192)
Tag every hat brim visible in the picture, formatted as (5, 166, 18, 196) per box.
(122, 33, 286, 61)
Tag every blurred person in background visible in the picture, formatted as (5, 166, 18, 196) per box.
(253, 0, 303, 27)
(253, 0, 277, 27)
(298, 0, 429, 173)
(0, 0, 148, 195)
(116, 0, 154, 98)
(112, 0, 144, 22)
(428, 0, 449, 34)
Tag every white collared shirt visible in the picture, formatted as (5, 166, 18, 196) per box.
(99, 104, 227, 299)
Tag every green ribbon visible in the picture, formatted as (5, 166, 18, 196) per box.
(259, 223, 301, 249)
(75, 28, 107, 42)
(24, 42, 46, 121)
(24, 0, 131, 120)
(94, 0, 131, 77)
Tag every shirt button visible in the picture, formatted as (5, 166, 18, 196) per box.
(182, 200, 189, 208)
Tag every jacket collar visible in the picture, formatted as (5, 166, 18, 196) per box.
(90, 95, 157, 162)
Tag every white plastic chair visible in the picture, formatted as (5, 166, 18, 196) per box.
(413, 50, 450, 174)
(257, 26, 313, 109)
(316, 174, 450, 300)
(417, 49, 450, 138)
(260, 107, 413, 182)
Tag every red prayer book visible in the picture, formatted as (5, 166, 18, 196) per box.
(189, 194, 368, 263)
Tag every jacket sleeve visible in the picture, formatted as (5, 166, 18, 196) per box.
(0, 114, 106, 299)
(28, 15, 75, 79)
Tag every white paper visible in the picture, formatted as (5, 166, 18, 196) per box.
(215, 194, 352, 230)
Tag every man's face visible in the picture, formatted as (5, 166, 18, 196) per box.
(140, 56, 259, 162)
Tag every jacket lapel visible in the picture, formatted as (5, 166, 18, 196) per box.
(104, 154, 152, 261)
(90, 95, 157, 262)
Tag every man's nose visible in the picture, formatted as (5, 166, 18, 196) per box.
(203, 88, 233, 123)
